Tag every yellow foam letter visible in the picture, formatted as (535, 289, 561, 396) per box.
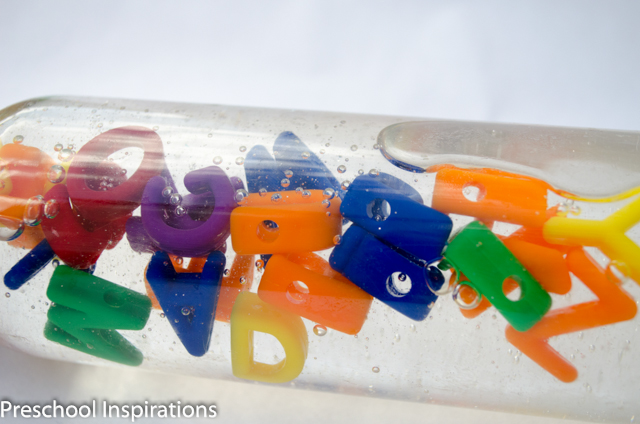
(230, 292, 308, 383)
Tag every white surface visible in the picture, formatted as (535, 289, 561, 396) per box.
(1, 1, 639, 423)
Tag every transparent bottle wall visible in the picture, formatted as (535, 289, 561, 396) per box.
(0, 96, 638, 423)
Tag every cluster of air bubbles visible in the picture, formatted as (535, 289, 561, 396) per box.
(13, 135, 24, 144)
(337, 165, 347, 174)
(557, 199, 581, 217)
(213, 156, 223, 165)
(47, 165, 66, 184)
(313, 325, 327, 336)
(234, 189, 249, 205)
(57, 144, 76, 162)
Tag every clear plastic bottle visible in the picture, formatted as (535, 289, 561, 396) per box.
(0, 96, 639, 422)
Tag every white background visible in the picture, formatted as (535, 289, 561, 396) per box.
(1, 1, 639, 423)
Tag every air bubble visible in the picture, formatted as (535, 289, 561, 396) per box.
(255, 259, 264, 271)
(295, 187, 303, 195)
(284, 169, 293, 178)
(271, 193, 282, 203)
(51, 259, 60, 268)
(239, 146, 247, 152)
(258, 188, 267, 197)
(373, 144, 380, 150)
(589, 344, 596, 352)
(44, 199, 60, 219)
(162, 186, 173, 197)
(351, 145, 358, 151)
(5, 293, 10, 298)
(235, 189, 249, 205)
(425, 262, 458, 296)
(606, 260, 631, 284)
(53, 143, 63, 152)
(323, 188, 335, 200)
(281, 178, 291, 188)
(223, 269, 230, 276)
(313, 325, 327, 336)
(181, 306, 192, 316)
(58, 148, 75, 162)
(369, 169, 379, 177)
(394, 334, 401, 342)
(170, 193, 182, 206)
(23, 195, 44, 226)
(239, 277, 247, 284)
(337, 165, 347, 174)
(302, 190, 311, 198)
(13, 135, 23, 144)
(213, 156, 223, 165)
(372, 366, 380, 373)
(301, 152, 310, 160)
(235, 157, 245, 165)
(47, 165, 66, 184)
(341, 180, 351, 190)
(358, 169, 364, 175)
(333, 235, 342, 245)
(452, 283, 481, 310)
(322, 199, 331, 208)
(174, 206, 186, 216)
